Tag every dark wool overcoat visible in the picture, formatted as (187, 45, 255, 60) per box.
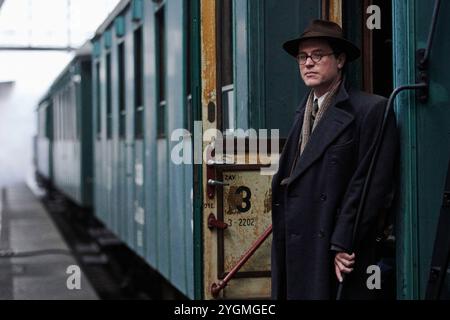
(271, 82, 398, 300)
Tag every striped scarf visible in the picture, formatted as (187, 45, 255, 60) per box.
(299, 78, 343, 154)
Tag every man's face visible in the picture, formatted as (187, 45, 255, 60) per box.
(297, 39, 345, 92)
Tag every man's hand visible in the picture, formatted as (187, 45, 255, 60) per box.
(334, 252, 355, 282)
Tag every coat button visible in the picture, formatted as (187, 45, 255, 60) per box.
(320, 194, 327, 201)
(274, 203, 280, 207)
(318, 230, 325, 238)
(331, 158, 337, 165)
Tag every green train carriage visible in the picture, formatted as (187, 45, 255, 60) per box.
(36, 43, 93, 208)
(91, 0, 196, 297)
(91, 0, 450, 300)
(35, 0, 450, 300)
(36, 93, 53, 187)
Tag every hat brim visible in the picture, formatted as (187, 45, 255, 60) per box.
(283, 35, 361, 62)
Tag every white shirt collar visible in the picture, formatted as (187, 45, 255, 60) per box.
(313, 92, 329, 110)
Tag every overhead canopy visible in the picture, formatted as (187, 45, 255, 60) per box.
(0, 0, 120, 51)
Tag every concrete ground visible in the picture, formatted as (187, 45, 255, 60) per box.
(0, 184, 98, 300)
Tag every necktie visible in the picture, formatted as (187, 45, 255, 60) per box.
(312, 98, 319, 126)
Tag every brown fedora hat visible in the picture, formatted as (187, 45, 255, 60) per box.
(283, 19, 360, 62)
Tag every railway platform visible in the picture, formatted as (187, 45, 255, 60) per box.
(0, 184, 98, 300)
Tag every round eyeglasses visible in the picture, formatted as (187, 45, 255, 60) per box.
(297, 52, 335, 65)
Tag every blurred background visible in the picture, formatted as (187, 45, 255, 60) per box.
(0, 0, 120, 188)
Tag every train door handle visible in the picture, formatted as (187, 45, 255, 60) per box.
(208, 213, 228, 230)
(207, 179, 229, 187)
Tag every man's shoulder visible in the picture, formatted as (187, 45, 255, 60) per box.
(348, 89, 388, 107)
(346, 89, 388, 120)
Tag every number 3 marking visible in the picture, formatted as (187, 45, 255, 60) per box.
(236, 186, 251, 213)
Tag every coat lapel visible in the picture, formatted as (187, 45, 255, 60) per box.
(272, 99, 307, 187)
(286, 84, 354, 186)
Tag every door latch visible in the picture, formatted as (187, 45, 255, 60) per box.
(208, 213, 228, 230)
(207, 179, 229, 187)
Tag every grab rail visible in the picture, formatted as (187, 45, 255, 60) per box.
(210, 225, 273, 298)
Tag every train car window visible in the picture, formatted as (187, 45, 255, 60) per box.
(63, 89, 68, 141)
(156, 5, 167, 139)
(38, 109, 42, 138)
(53, 98, 56, 141)
(69, 86, 73, 141)
(61, 94, 64, 141)
(60, 93, 64, 141)
(71, 84, 76, 141)
(134, 26, 144, 140)
(217, 0, 235, 133)
(42, 110, 45, 138)
(118, 42, 126, 139)
(106, 52, 112, 140)
(66, 87, 70, 141)
(56, 95, 60, 141)
(95, 62, 101, 140)
(60, 91, 64, 141)
(66, 88, 69, 141)
(38, 106, 43, 138)
(64, 88, 68, 141)
(73, 84, 76, 141)
(65, 90, 68, 141)
(47, 103, 52, 140)
(72, 83, 77, 140)
(61, 93, 63, 141)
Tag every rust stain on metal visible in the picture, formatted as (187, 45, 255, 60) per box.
(200, 0, 217, 109)
(201, 0, 219, 300)
(264, 189, 272, 214)
(329, 0, 342, 26)
(226, 186, 242, 215)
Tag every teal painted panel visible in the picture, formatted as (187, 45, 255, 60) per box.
(184, 160, 194, 298)
(250, 0, 320, 136)
(49, 58, 91, 207)
(134, 141, 146, 257)
(188, 0, 202, 299)
(125, 7, 136, 248)
(394, 0, 450, 299)
(166, 0, 193, 297)
(234, 0, 249, 130)
(100, 37, 110, 227)
(392, 0, 419, 300)
(143, 0, 159, 268)
(110, 28, 120, 237)
(92, 54, 103, 222)
(80, 60, 93, 208)
(414, 0, 450, 299)
(106, 141, 114, 229)
(119, 142, 128, 241)
(157, 139, 170, 279)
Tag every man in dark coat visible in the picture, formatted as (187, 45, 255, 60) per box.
(271, 20, 398, 299)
